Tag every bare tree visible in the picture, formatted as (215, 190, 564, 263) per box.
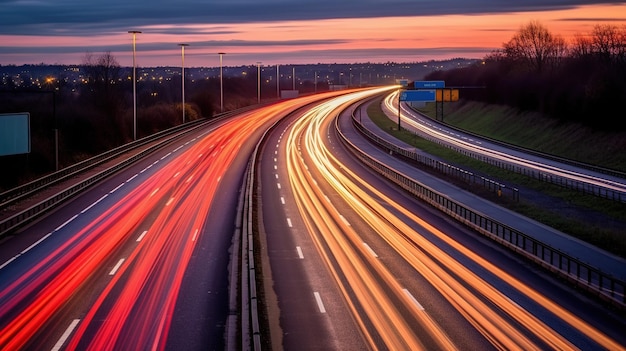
(503, 21, 567, 73)
(591, 24, 626, 64)
(81, 51, 126, 143)
(571, 33, 594, 59)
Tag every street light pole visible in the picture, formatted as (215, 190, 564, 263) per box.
(218, 52, 225, 112)
(257, 62, 262, 104)
(128, 30, 141, 140)
(276, 64, 280, 98)
(179, 43, 189, 123)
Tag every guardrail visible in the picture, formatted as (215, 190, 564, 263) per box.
(402, 107, 626, 203)
(354, 110, 519, 201)
(0, 118, 216, 238)
(0, 105, 269, 239)
(338, 106, 625, 309)
(229, 157, 261, 351)
(0, 118, 206, 210)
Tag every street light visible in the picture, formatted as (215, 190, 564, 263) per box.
(257, 62, 262, 104)
(218, 52, 225, 112)
(276, 64, 280, 98)
(179, 43, 189, 123)
(128, 30, 141, 140)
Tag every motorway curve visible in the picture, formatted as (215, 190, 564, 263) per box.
(259, 87, 626, 350)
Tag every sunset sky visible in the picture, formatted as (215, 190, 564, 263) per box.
(1, 1, 625, 67)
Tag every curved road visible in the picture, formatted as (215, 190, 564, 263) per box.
(383, 91, 626, 196)
(0, 93, 350, 350)
(258, 88, 626, 350)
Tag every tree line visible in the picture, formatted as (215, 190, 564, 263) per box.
(425, 22, 626, 130)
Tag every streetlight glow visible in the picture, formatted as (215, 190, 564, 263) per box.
(179, 43, 189, 124)
(128, 30, 141, 140)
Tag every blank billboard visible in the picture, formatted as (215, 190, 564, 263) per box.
(0, 113, 31, 156)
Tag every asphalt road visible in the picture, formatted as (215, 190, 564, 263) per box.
(257, 88, 626, 350)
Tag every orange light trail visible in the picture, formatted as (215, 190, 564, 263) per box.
(284, 87, 625, 350)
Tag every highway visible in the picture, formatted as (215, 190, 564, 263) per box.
(383, 91, 626, 198)
(0, 92, 349, 350)
(0, 87, 625, 350)
(258, 87, 626, 350)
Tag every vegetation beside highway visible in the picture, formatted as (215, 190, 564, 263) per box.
(367, 98, 626, 258)
(420, 101, 626, 173)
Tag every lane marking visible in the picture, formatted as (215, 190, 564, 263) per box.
(274, 165, 278, 170)
(174, 172, 180, 178)
(173, 145, 184, 152)
(275, 174, 279, 179)
(150, 188, 160, 197)
(109, 258, 125, 276)
(280, 197, 285, 205)
(136, 230, 148, 242)
(109, 183, 124, 194)
(0, 256, 19, 270)
(126, 174, 138, 183)
(192, 229, 199, 242)
(286, 218, 293, 228)
(296, 246, 304, 259)
(363, 243, 378, 258)
(314, 292, 326, 313)
(217, 176, 222, 183)
(55, 214, 78, 232)
(186, 175, 194, 183)
(140, 165, 152, 173)
(277, 183, 281, 189)
(166, 197, 175, 206)
(51, 319, 80, 351)
(403, 289, 425, 311)
(274, 158, 277, 162)
(21, 232, 53, 255)
(81, 194, 108, 214)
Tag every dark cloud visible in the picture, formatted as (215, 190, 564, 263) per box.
(1, 0, 622, 36)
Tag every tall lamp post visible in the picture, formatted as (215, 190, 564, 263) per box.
(128, 30, 141, 140)
(257, 62, 262, 104)
(218, 52, 225, 112)
(178, 43, 189, 123)
(276, 64, 280, 98)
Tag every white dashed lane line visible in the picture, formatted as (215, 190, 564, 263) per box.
(296, 246, 304, 259)
(51, 319, 80, 351)
(314, 292, 326, 313)
(109, 258, 125, 276)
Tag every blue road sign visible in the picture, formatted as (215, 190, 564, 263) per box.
(399, 90, 436, 102)
(413, 80, 445, 89)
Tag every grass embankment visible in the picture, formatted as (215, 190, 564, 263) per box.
(366, 99, 626, 258)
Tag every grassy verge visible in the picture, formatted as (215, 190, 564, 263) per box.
(366, 99, 626, 258)
(420, 101, 626, 173)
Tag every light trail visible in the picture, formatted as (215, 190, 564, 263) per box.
(0, 92, 347, 350)
(383, 92, 626, 193)
(285, 87, 625, 350)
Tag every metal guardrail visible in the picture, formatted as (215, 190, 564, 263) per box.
(0, 104, 269, 239)
(0, 118, 214, 238)
(338, 108, 625, 308)
(0, 118, 207, 210)
(354, 110, 519, 201)
(403, 107, 626, 203)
